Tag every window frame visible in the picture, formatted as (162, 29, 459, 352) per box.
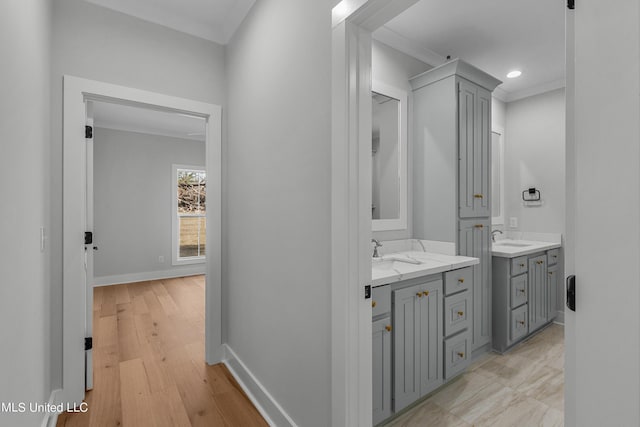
(172, 164, 207, 265)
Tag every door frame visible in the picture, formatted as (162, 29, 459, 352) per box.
(331, 1, 419, 425)
(61, 75, 223, 406)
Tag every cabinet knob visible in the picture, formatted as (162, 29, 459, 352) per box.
(458, 278, 464, 283)
(519, 263, 525, 267)
(548, 272, 553, 275)
(424, 291, 429, 296)
(457, 352, 465, 358)
(518, 289, 526, 294)
(552, 255, 558, 258)
(518, 320, 525, 326)
(372, 301, 377, 308)
(474, 194, 484, 199)
(457, 311, 464, 316)
(385, 325, 392, 332)
(416, 292, 423, 298)
(474, 224, 484, 229)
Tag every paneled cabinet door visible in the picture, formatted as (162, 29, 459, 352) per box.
(372, 317, 392, 425)
(393, 279, 443, 412)
(458, 80, 491, 218)
(458, 219, 491, 351)
(528, 255, 548, 332)
(547, 263, 558, 322)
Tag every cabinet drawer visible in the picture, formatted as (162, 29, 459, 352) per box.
(547, 249, 560, 266)
(510, 304, 528, 343)
(444, 331, 471, 380)
(444, 292, 471, 337)
(372, 285, 391, 317)
(511, 256, 528, 276)
(510, 275, 528, 309)
(444, 266, 472, 296)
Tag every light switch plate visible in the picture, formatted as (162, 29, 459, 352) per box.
(509, 217, 518, 228)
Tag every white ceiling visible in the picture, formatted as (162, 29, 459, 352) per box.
(84, 0, 255, 44)
(92, 101, 206, 141)
(376, 0, 566, 102)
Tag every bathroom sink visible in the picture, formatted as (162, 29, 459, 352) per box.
(495, 242, 531, 248)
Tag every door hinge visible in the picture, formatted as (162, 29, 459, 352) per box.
(84, 231, 93, 245)
(85, 337, 93, 351)
(567, 0, 574, 9)
(85, 125, 93, 139)
(364, 285, 371, 299)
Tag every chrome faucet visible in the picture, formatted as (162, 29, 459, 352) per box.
(491, 229, 504, 243)
(372, 239, 383, 258)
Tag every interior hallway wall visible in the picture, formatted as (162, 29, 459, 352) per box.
(225, 0, 334, 424)
(93, 127, 206, 283)
(0, 1, 52, 426)
(51, 0, 226, 390)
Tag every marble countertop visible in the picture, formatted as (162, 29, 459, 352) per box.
(372, 251, 479, 287)
(492, 239, 561, 258)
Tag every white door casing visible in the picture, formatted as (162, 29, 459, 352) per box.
(62, 76, 223, 406)
(84, 101, 94, 391)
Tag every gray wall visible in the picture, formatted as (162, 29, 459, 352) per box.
(0, 1, 51, 425)
(51, 0, 226, 390)
(372, 40, 430, 241)
(93, 127, 205, 280)
(504, 89, 566, 234)
(226, 0, 333, 424)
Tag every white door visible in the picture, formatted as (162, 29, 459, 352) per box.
(84, 101, 94, 391)
(567, 1, 640, 425)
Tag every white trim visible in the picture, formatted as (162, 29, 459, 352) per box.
(373, 26, 446, 68)
(62, 75, 223, 407)
(222, 344, 297, 427)
(554, 311, 565, 325)
(372, 80, 408, 232)
(93, 267, 206, 287)
(172, 164, 207, 265)
(491, 127, 505, 226)
(504, 78, 566, 103)
(40, 389, 62, 427)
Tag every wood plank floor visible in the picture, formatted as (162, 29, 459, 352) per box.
(57, 276, 268, 427)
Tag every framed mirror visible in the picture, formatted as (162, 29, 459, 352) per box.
(372, 81, 408, 231)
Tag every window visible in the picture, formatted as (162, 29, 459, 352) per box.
(172, 165, 206, 264)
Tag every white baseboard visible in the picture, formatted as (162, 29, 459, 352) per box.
(554, 310, 565, 325)
(41, 389, 62, 427)
(93, 266, 205, 287)
(222, 344, 297, 427)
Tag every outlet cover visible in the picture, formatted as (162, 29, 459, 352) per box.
(509, 217, 518, 228)
(158, 255, 165, 263)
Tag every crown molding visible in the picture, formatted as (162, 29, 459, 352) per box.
(373, 26, 446, 67)
(505, 78, 566, 102)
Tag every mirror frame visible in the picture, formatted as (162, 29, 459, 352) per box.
(491, 127, 505, 226)
(372, 80, 408, 231)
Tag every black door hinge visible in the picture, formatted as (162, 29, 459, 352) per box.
(85, 337, 93, 351)
(364, 285, 371, 299)
(567, 0, 574, 10)
(84, 231, 93, 245)
(85, 125, 93, 139)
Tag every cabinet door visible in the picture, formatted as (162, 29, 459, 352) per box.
(372, 317, 392, 425)
(547, 263, 558, 322)
(419, 279, 443, 397)
(458, 81, 491, 218)
(458, 219, 491, 351)
(458, 80, 477, 218)
(393, 285, 421, 411)
(528, 255, 548, 332)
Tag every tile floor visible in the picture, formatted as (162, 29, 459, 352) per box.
(387, 323, 564, 427)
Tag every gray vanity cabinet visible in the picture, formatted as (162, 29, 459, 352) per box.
(458, 218, 491, 351)
(392, 278, 443, 412)
(547, 263, 558, 322)
(458, 79, 491, 219)
(528, 254, 548, 333)
(372, 317, 392, 425)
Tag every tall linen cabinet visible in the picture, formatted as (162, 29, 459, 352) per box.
(411, 59, 501, 354)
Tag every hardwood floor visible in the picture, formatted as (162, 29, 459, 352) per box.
(386, 323, 564, 427)
(57, 276, 267, 427)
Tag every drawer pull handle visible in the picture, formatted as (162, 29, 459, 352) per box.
(518, 289, 525, 294)
(552, 255, 557, 258)
(385, 325, 392, 332)
(416, 292, 423, 298)
(518, 320, 525, 326)
(474, 224, 484, 229)
(372, 301, 377, 308)
(457, 311, 464, 316)
(458, 278, 464, 283)
(457, 352, 465, 358)
(519, 263, 525, 267)
(474, 194, 484, 199)
(549, 272, 553, 275)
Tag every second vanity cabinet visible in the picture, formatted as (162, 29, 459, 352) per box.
(492, 249, 559, 353)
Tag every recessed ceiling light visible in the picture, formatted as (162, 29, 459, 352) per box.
(507, 70, 522, 79)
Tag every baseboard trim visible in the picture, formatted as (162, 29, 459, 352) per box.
(93, 266, 205, 287)
(41, 389, 62, 427)
(554, 310, 565, 325)
(222, 344, 297, 427)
